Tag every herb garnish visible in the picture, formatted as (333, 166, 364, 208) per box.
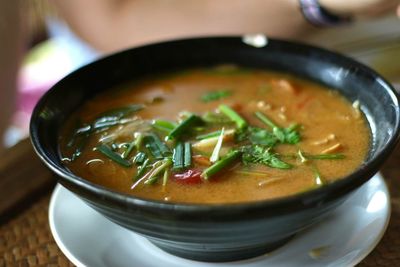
(167, 114, 203, 140)
(255, 111, 300, 144)
(67, 99, 345, 189)
(219, 104, 247, 130)
(242, 145, 292, 169)
(201, 90, 232, 102)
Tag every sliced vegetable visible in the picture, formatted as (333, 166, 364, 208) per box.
(167, 114, 203, 140)
(173, 142, 184, 170)
(255, 111, 300, 144)
(97, 144, 132, 167)
(201, 90, 232, 102)
(152, 119, 177, 134)
(201, 150, 242, 180)
(134, 158, 150, 181)
(193, 129, 235, 150)
(122, 140, 136, 159)
(184, 142, 192, 168)
(133, 152, 147, 165)
(144, 133, 171, 159)
(162, 168, 169, 187)
(219, 104, 247, 130)
(209, 128, 225, 163)
(196, 130, 223, 140)
(144, 159, 172, 185)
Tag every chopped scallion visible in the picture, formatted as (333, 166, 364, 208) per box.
(97, 144, 132, 167)
(254, 111, 277, 129)
(219, 104, 247, 130)
(196, 130, 223, 140)
(167, 114, 203, 140)
(134, 158, 150, 181)
(144, 159, 172, 185)
(201, 90, 232, 102)
(144, 133, 171, 159)
(152, 119, 177, 134)
(122, 140, 136, 159)
(133, 152, 147, 165)
(201, 150, 242, 180)
(173, 142, 184, 170)
(184, 142, 192, 168)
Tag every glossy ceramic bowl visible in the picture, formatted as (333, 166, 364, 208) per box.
(30, 36, 400, 262)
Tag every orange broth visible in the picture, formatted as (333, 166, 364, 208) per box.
(60, 67, 370, 204)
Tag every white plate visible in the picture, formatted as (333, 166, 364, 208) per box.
(49, 173, 390, 267)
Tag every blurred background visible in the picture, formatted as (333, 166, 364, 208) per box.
(3, 1, 400, 148)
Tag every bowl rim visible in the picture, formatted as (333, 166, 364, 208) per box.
(29, 36, 400, 215)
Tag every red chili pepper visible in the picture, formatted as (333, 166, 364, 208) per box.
(172, 169, 203, 184)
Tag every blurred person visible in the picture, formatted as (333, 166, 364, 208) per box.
(52, 0, 400, 54)
(0, 0, 399, 153)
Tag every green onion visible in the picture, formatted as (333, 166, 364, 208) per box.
(134, 158, 150, 181)
(122, 140, 136, 159)
(196, 130, 223, 140)
(201, 150, 242, 180)
(184, 142, 192, 168)
(151, 133, 171, 156)
(219, 104, 247, 130)
(255, 111, 300, 144)
(152, 119, 177, 134)
(167, 114, 203, 140)
(144, 133, 171, 159)
(306, 154, 345, 160)
(162, 168, 169, 187)
(173, 142, 184, 170)
(97, 144, 132, 167)
(202, 111, 232, 124)
(144, 159, 172, 185)
(284, 153, 345, 160)
(254, 111, 277, 129)
(133, 152, 147, 165)
(201, 90, 232, 102)
(144, 138, 163, 159)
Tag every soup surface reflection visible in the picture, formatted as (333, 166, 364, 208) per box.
(60, 67, 370, 204)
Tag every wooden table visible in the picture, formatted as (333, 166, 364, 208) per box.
(1, 138, 400, 266)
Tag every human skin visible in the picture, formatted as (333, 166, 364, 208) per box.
(52, 0, 399, 54)
(52, 0, 314, 53)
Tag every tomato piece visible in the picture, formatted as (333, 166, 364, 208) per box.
(172, 169, 203, 184)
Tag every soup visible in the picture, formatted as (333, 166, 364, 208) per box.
(60, 66, 370, 204)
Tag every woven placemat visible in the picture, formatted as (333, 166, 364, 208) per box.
(0, 193, 73, 267)
(1, 142, 399, 266)
(1, 188, 400, 266)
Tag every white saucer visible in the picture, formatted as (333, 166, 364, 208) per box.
(49, 173, 390, 267)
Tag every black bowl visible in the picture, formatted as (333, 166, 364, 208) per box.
(30, 36, 400, 262)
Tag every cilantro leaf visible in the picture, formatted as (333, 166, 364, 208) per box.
(254, 111, 301, 144)
(248, 127, 278, 146)
(241, 145, 292, 169)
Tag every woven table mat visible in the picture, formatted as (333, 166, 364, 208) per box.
(0, 194, 73, 267)
(1, 140, 400, 266)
